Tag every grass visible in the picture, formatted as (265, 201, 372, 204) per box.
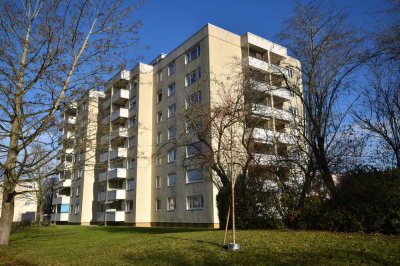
(0, 226, 399, 265)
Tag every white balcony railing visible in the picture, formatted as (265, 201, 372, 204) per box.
(51, 213, 69, 222)
(111, 108, 129, 122)
(251, 128, 295, 145)
(251, 104, 292, 122)
(112, 89, 129, 104)
(58, 161, 73, 171)
(52, 196, 71, 205)
(99, 148, 127, 163)
(250, 80, 292, 101)
(60, 179, 71, 188)
(99, 168, 127, 182)
(101, 127, 128, 145)
(242, 56, 288, 75)
(97, 189, 126, 202)
(97, 210, 125, 222)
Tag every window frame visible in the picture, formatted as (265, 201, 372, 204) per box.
(167, 62, 176, 76)
(186, 195, 204, 210)
(156, 176, 161, 188)
(167, 149, 176, 163)
(167, 83, 176, 97)
(186, 169, 203, 183)
(167, 197, 176, 211)
(168, 104, 176, 118)
(167, 173, 177, 187)
(185, 45, 200, 65)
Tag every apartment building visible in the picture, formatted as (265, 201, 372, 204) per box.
(52, 23, 302, 227)
(53, 90, 104, 224)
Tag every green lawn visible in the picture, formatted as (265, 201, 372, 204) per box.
(0, 226, 399, 265)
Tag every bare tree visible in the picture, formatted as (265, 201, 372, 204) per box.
(375, 0, 400, 60)
(278, 1, 367, 197)
(354, 60, 400, 168)
(0, 0, 142, 245)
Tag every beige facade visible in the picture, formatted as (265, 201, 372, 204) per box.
(53, 90, 104, 224)
(52, 24, 302, 227)
(0, 183, 37, 223)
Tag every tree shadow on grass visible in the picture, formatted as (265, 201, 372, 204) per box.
(90, 226, 215, 235)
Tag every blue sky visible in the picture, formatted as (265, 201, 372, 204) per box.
(127, 0, 389, 66)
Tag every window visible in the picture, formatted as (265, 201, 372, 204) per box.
(168, 104, 176, 118)
(168, 127, 177, 140)
(156, 155, 162, 166)
(69, 205, 73, 214)
(128, 159, 136, 169)
(186, 143, 200, 158)
(60, 204, 69, 213)
(185, 68, 201, 87)
(168, 149, 176, 163)
(75, 204, 80, 215)
(185, 45, 200, 64)
(186, 169, 203, 183)
(288, 107, 298, 116)
(157, 91, 162, 103)
(129, 136, 136, 148)
(71, 172, 75, 180)
(167, 197, 176, 211)
(76, 186, 81, 196)
(156, 199, 161, 211)
(186, 195, 204, 210)
(156, 112, 162, 123)
(130, 96, 137, 109)
(126, 200, 134, 212)
(167, 173, 177, 187)
(77, 169, 83, 179)
(167, 62, 176, 76)
(129, 116, 137, 127)
(71, 188, 74, 197)
(287, 68, 294, 78)
(157, 71, 162, 83)
(131, 80, 138, 91)
(157, 132, 162, 144)
(156, 176, 161, 188)
(127, 179, 135, 190)
(185, 120, 201, 133)
(185, 91, 202, 108)
(167, 83, 176, 97)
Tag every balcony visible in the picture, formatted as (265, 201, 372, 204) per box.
(60, 179, 71, 188)
(99, 168, 127, 182)
(253, 153, 280, 165)
(250, 80, 292, 101)
(99, 148, 127, 163)
(51, 213, 69, 222)
(101, 115, 110, 125)
(58, 161, 73, 171)
(58, 116, 76, 127)
(251, 104, 292, 122)
(242, 57, 287, 75)
(112, 89, 129, 105)
(100, 127, 128, 145)
(97, 189, 126, 202)
(110, 108, 129, 123)
(251, 128, 295, 145)
(52, 196, 71, 205)
(97, 210, 125, 222)
(110, 70, 130, 86)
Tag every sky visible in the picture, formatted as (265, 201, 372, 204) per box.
(126, 0, 390, 66)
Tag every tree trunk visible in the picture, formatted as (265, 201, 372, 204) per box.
(0, 193, 15, 246)
(36, 198, 43, 227)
